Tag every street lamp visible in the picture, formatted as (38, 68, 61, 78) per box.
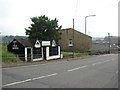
(85, 15, 96, 35)
(84, 15, 96, 52)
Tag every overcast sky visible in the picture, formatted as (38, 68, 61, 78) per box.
(0, 0, 119, 37)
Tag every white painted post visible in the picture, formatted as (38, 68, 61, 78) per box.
(46, 47, 49, 60)
(31, 48, 33, 62)
(25, 48, 27, 62)
(58, 46, 60, 56)
(41, 47, 44, 60)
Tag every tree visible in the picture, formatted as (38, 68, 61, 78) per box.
(25, 15, 62, 42)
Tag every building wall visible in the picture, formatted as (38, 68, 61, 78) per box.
(59, 28, 92, 52)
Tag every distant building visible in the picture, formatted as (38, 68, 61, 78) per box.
(91, 43, 109, 53)
(104, 36, 118, 45)
(91, 36, 119, 53)
(59, 28, 92, 52)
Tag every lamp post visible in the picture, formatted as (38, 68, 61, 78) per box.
(85, 15, 96, 51)
(85, 15, 96, 35)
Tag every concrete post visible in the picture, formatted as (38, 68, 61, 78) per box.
(25, 48, 27, 62)
(31, 48, 33, 62)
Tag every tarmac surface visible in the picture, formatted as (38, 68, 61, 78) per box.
(2, 54, 118, 88)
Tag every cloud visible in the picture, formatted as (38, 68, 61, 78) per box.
(0, 0, 119, 37)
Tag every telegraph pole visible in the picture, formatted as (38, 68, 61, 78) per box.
(73, 18, 74, 58)
(108, 33, 111, 54)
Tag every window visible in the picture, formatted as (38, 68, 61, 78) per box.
(49, 46, 58, 56)
(69, 39, 73, 46)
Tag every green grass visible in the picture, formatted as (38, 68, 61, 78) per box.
(2, 44, 21, 63)
(61, 51, 89, 57)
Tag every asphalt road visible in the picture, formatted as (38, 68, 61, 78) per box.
(2, 54, 118, 88)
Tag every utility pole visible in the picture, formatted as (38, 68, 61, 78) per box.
(108, 33, 111, 54)
(73, 18, 74, 58)
(0, 32, 1, 44)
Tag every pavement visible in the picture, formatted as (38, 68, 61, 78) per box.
(2, 54, 118, 88)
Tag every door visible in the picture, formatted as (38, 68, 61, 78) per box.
(27, 48, 31, 62)
(43, 47, 46, 60)
(33, 48, 42, 59)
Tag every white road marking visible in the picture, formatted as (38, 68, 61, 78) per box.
(111, 59, 115, 61)
(3, 73, 58, 87)
(116, 71, 118, 74)
(67, 65, 87, 72)
(102, 54, 115, 56)
(103, 60, 111, 63)
(102, 54, 110, 56)
(92, 62, 102, 66)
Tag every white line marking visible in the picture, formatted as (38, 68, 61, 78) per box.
(3, 73, 58, 87)
(116, 71, 118, 74)
(102, 54, 110, 56)
(67, 65, 87, 72)
(111, 59, 115, 61)
(92, 62, 102, 66)
(103, 60, 110, 63)
(103, 61, 108, 63)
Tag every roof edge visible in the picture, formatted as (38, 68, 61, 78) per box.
(61, 28, 92, 38)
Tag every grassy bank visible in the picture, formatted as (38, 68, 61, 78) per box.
(2, 44, 21, 64)
(61, 51, 90, 58)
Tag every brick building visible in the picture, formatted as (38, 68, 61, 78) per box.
(59, 28, 92, 52)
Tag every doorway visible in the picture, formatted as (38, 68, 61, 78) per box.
(43, 47, 46, 60)
(27, 48, 31, 62)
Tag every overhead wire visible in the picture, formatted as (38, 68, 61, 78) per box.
(73, 0, 79, 18)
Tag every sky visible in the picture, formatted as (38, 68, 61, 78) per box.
(0, 0, 119, 37)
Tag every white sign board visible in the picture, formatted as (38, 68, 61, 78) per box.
(42, 41, 50, 46)
(12, 40, 19, 49)
(52, 40, 56, 47)
(34, 40, 41, 48)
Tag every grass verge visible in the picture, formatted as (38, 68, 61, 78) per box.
(61, 51, 90, 58)
(2, 44, 22, 64)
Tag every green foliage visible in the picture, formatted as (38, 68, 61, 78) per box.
(61, 52, 89, 57)
(25, 15, 62, 42)
(2, 44, 19, 63)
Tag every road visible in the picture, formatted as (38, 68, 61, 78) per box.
(2, 54, 118, 88)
